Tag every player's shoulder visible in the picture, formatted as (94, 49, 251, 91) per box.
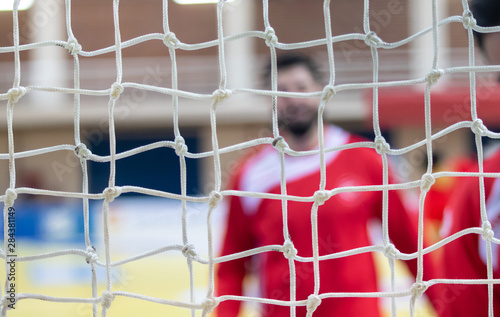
(338, 133, 381, 161)
(226, 142, 274, 188)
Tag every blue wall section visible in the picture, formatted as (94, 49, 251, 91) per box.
(88, 133, 200, 196)
(0, 201, 91, 243)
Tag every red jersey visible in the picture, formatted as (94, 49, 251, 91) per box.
(436, 148, 500, 317)
(216, 126, 423, 317)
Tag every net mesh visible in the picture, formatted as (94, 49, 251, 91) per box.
(1, 0, 500, 316)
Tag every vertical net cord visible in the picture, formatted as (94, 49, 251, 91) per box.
(2, 1, 21, 315)
(100, 0, 124, 315)
(278, 150, 295, 316)
(203, 2, 227, 315)
(363, 0, 398, 315)
(262, 0, 288, 244)
(307, 1, 339, 313)
(162, 2, 196, 316)
(261, 1, 299, 314)
(64, 1, 98, 316)
(308, 204, 320, 314)
(409, 0, 440, 315)
(462, 0, 493, 314)
(8, 0, 21, 190)
(263, 0, 279, 139)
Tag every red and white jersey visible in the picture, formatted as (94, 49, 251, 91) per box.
(437, 148, 500, 317)
(216, 126, 422, 317)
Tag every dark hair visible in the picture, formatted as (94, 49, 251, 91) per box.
(470, 0, 500, 50)
(264, 53, 323, 86)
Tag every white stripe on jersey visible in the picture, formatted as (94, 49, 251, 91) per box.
(239, 126, 349, 215)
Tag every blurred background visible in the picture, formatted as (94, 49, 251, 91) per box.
(0, 0, 500, 316)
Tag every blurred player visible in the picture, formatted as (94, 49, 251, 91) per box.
(215, 53, 428, 317)
(434, 0, 500, 316)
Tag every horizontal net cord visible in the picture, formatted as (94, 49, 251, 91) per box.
(224, 182, 422, 201)
(1, 226, 492, 266)
(0, 31, 262, 55)
(389, 121, 491, 156)
(3, 63, 500, 104)
(4, 67, 500, 104)
(8, 174, 498, 206)
(0, 186, 206, 202)
(1, 225, 498, 270)
(0, 123, 490, 161)
(424, 227, 500, 253)
(427, 278, 500, 286)
(4, 170, 500, 205)
(110, 291, 211, 310)
(4, 15, 500, 56)
(5, 291, 209, 311)
(0, 248, 90, 262)
(7, 278, 500, 313)
(0, 244, 194, 265)
(0, 138, 271, 161)
(0, 144, 76, 160)
(9, 293, 99, 304)
(216, 285, 432, 305)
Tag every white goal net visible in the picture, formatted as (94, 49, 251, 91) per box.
(1, 0, 500, 316)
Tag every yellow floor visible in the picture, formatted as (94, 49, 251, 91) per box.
(4, 244, 436, 317)
(6, 248, 209, 317)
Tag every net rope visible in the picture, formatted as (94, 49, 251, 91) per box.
(1, 0, 500, 316)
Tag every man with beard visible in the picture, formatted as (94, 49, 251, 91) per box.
(215, 53, 424, 316)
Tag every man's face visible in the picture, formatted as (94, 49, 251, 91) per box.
(483, 31, 500, 67)
(276, 64, 322, 137)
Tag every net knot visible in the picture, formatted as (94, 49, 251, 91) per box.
(313, 190, 330, 206)
(462, 10, 476, 29)
(4, 188, 17, 208)
(264, 27, 278, 47)
(65, 37, 82, 55)
(212, 89, 231, 104)
(163, 32, 179, 49)
(208, 190, 222, 208)
(410, 281, 428, 298)
(110, 82, 124, 100)
(306, 294, 322, 314)
(364, 31, 382, 48)
(321, 85, 336, 103)
(74, 143, 91, 159)
(103, 187, 121, 203)
(374, 136, 390, 155)
(482, 221, 494, 241)
(383, 243, 401, 260)
(202, 297, 219, 313)
(174, 136, 188, 156)
(182, 244, 197, 260)
(272, 136, 289, 153)
(85, 246, 98, 264)
(471, 118, 488, 136)
(1, 294, 14, 310)
(100, 291, 115, 310)
(420, 173, 435, 192)
(427, 69, 444, 86)
(7, 87, 26, 104)
(282, 240, 297, 260)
